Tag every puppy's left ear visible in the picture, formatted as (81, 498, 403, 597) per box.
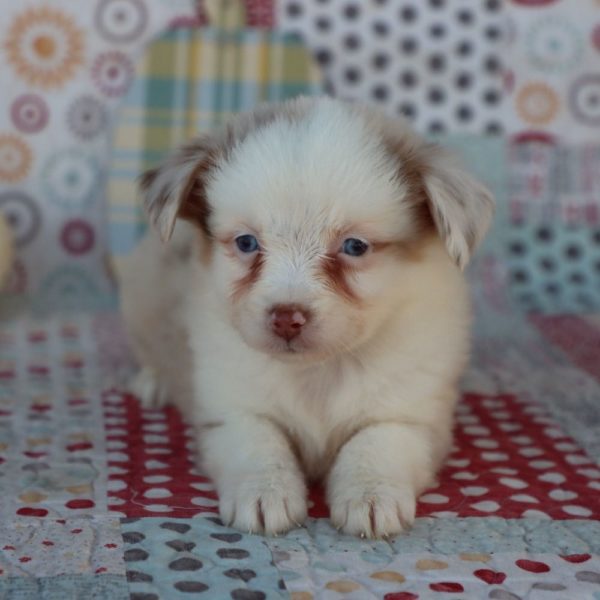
(139, 135, 221, 242)
(421, 146, 495, 270)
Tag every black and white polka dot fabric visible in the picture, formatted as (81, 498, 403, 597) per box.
(277, 0, 506, 135)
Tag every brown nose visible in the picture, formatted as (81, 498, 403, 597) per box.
(269, 305, 310, 341)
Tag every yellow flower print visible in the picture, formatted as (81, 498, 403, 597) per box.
(0, 134, 33, 183)
(4, 6, 84, 89)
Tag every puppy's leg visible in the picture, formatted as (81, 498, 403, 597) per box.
(200, 418, 308, 535)
(328, 422, 444, 538)
(128, 367, 169, 409)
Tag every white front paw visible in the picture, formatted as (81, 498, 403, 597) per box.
(129, 367, 168, 408)
(218, 468, 308, 535)
(329, 479, 416, 538)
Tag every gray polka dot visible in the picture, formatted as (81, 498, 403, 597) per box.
(127, 570, 153, 582)
(124, 548, 149, 562)
(224, 569, 257, 582)
(217, 548, 250, 559)
(174, 581, 209, 593)
(231, 591, 266, 600)
(123, 531, 145, 544)
(575, 571, 600, 584)
(160, 522, 191, 534)
(169, 557, 203, 571)
(166, 539, 196, 552)
(210, 533, 243, 543)
(532, 583, 566, 591)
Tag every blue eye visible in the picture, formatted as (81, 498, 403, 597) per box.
(341, 238, 369, 257)
(235, 234, 259, 253)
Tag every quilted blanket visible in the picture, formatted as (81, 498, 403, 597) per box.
(0, 298, 598, 599)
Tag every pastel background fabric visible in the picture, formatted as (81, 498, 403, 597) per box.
(0, 1, 599, 599)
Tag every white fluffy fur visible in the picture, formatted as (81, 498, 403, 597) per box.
(120, 97, 493, 537)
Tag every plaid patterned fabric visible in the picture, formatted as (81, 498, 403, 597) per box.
(107, 26, 322, 259)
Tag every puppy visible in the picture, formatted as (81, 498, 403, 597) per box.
(120, 97, 494, 538)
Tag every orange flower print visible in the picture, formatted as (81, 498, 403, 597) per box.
(0, 134, 32, 183)
(4, 7, 84, 89)
(516, 82, 560, 126)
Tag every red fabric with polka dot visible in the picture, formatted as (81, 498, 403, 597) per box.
(105, 392, 600, 519)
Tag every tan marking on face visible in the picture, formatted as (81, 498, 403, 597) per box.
(231, 251, 265, 302)
(320, 254, 361, 304)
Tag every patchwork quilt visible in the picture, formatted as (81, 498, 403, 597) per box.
(0, 299, 599, 599)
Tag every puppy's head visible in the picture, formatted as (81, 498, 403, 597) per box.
(141, 98, 494, 360)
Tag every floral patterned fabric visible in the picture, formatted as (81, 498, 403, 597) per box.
(0, 0, 197, 312)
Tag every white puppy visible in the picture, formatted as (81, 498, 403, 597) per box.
(120, 97, 494, 538)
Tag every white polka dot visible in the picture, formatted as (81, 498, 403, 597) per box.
(457, 414, 479, 425)
(431, 511, 457, 518)
(142, 422, 167, 432)
(419, 493, 449, 504)
(481, 452, 509, 461)
(482, 399, 505, 409)
(104, 392, 123, 405)
(554, 442, 577, 452)
(143, 504, 172, 512)
(473, 439, 499, 449)
(190, 482, 215, 491)
(109, 496, 125, 505)
(549, 489, 578, 501)
(142, 411, 165, 420)
(109, 466, 128, 475)
(143, 434, 169, 445)
(562, 505, 592, 517)
(498, 423, 521, 432)
(566, 455, 591, 465)
(108, 452, 128, 462)
(145, 460, 168, 470)
(191, 496, 219, 507)
(471, 501, 499, 513)
(577, 468, 600, 479)
(519, 447, 543, 457)
(511, 436, 533, 445)
(530, 460, 556, 470)
(143, 475, 171, 484)
(107, 440, 127, 451)
(446, 458, 470, 468)
(523, 509, 551, 519)
(491, 467, 518, 475)
(538, 472, 566, 484)
(109, 510, 127, 517)
(456, 404, 471, 414)
(144, 487, 172, 498)
(461, 486, 488, 496)
(108, 428, 127, 436)
(145, 447, 170, 454)
(490, 410, 510, 420)
(105, 417, 127, 426)
(499, 477, 528, 489)
(107, 479, 127, 491)
(464, 426, 490, 436)
(189, 467, 202, 476)
(588, 481, 600, 491)
(511, 494, 538, 503)
(544, 428, 563, 438)
(451, 471, 478, 480)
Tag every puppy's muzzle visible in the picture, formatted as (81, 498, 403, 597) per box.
(269, 304, 310, 341)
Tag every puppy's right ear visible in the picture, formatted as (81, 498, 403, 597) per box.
(139, 136, 221, 242)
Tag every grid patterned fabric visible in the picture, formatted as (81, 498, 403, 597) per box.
(107, 26, 322, 259)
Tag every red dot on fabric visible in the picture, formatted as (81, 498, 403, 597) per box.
(17, 507, 48, 517)
(66, 442, 93, 452)
(104, 543, 117, 548)
(56, 519, 66, 524)
(516, 559, 550, 573)
(41, 540, 54, 546)
(429, 582, 464, 593)
(66, 499, 95, 509)
(473, 569, 507, 584)
(70, 528, 83, 534)
(95, 567, 107, 574)
(384, 594, 419, 600)
(560, 553, 591, 563)
(3, 545, 15, 551)
(19, 557, 31, 563)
